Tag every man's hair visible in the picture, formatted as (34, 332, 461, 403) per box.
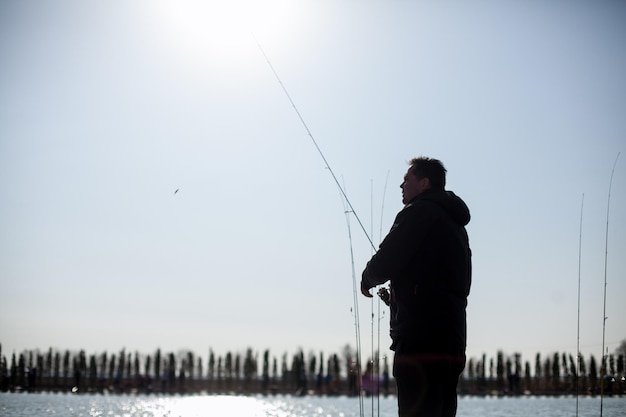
(408, 157, 447, 190)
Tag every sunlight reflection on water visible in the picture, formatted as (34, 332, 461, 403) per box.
(1, 393, 625, 417)
(168, 396, 268, 417)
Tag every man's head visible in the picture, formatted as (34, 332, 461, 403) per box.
(401, 157, 447, 205)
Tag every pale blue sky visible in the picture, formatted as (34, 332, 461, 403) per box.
(1, 0, 625, 370)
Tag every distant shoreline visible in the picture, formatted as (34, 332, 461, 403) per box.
(1, 346, 624, 398)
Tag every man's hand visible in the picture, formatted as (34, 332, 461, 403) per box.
(361, 267, 374, 298)
(360, 281, 373, 298)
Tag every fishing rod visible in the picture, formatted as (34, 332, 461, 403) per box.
(372, 180, 384, 417)
(370, 180, 375, 417)
(253, 35, 376, 252)
(340, 180, 365, 417)
(376, 170, 389, 416)
(349, 178, 388, 417)
(379, 171, 390, 245)
(254, 36, 379, 417)
(375, 172, 389, 417)
(576, 193, 583, 417)
(600, 151, 620, 417)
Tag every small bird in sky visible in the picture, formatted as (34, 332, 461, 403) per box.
(174, 189, 179, 195)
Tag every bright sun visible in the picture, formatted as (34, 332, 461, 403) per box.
(147, 0, 304, 73)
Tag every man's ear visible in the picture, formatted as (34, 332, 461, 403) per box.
(420, 177, 431, 191)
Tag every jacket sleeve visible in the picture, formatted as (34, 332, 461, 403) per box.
(362, 202, 437, 289)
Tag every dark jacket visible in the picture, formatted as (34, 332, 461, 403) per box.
(362, 189, 471, 354)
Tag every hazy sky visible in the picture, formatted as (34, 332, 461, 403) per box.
(1, 0, 625, 369)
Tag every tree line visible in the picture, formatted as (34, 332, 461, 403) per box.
(0, 343, 624, 397)
(0, 344, 365, 396)
(460, 349, 624, 397)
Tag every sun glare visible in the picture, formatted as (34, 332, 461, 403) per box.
(147, 0, 303, 74)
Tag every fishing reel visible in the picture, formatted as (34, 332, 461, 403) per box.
(377, 286, 391, 306)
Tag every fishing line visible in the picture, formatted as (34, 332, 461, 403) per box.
(253, 35, 376, 252)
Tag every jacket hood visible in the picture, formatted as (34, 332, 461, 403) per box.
(414, 189, 471, 226)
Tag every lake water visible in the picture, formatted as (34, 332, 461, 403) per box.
(0, 392, 624, 417)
